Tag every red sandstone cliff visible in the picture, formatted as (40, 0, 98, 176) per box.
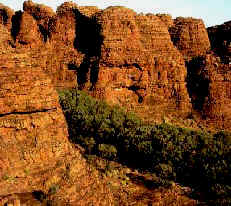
(207, 21, 231, 63)
(91, 7, 191, 120)
(0, 1, 231, 205)
(0, 53, 113, 204)
(0, 0, 230, 130)
(0, 3, 14, 31)
(169, 17, 211, 60)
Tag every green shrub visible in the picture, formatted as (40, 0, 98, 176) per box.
(98, 144, 117, 160)
(58, 88, 231, 204)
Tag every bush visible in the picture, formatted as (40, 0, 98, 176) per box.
(58, 88, 231, 204)
(98, 144, 117, 160)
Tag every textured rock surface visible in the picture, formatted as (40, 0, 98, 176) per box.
(207, 21, 231, 63)
(23, 0, 55, 42)
(169, 17, 211, 60)
(91, 7, 191, 120)
(0, 3, 14, 30)
(0, 1, 231, 130)
(0, 65, 68, 194)
(156, 13, 174, 28)
(201, 55, 231, 130)
(0, 56, 113, 204)
(0, 24, 12, 50)
(186, 52, 231, 130)
(15, 11, 43, 46)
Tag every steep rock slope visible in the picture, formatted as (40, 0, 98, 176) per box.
(0, 3, 14, 31)
(187, 53, 231, 130)
(0, 1, 231, 130)
(91, 7, 191, 119)
(169, 17, 211, 60)
(207, 21, 231, 63)
(0, 54, 113, 204)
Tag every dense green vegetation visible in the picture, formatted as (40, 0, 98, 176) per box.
(58, 88, 231, 205)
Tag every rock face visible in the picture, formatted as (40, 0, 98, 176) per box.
(23, 0, 55, 42)
(0, 24, 12, 50)
(91, 7, 191, 119)
(169, 17, 211, 60)
(0, 0, 231, 129)
(0, 3, 14, 30)
(15, 11, 43, 46)
(156, 13, 174, 28)
(207, 21, 231, 63)
(6, 3, 193, 120)
(186, 52, 231, 130)
(0, 65, 68, 194)
(0, 60, 113, 204)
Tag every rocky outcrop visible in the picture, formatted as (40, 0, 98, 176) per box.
(91, 7, 191, 119)
(1, 0, 231, 130)
(186, 52, 231, 130)
(78, 6, 101, 17)
(169, 17, 210, 60)
(0, 3, 14, 30)
(0, 65, 68, 194)
(5, 3, 191, 120)
(207, 21, 231, 63)
(202, 54, 231, 130)
(15, 11, 43, 46)
(0, 24, 12, 49)
(23, 0, 55, 42)
(156, 13, 174, 28)
(0, 61, 113, 205)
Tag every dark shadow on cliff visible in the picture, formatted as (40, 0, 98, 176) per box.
(11, 11, 22, 41)
(38, 24, 49, 42)
(0, 8, 9, 26)
(72, 9, 103, 89)
(207, 23, 231, 64)
(186, 56, 209, 112)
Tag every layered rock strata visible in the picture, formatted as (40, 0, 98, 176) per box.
(169, 17, 211, 60)
(0, 24, 12, 50)
(207, 21, 231, 63)
(0, 3, 14, 30)
(0, 1, 231, 129)
(91, 7, 191, 118)
(186, 52, 231, 130)
(0, 62, 113, 205)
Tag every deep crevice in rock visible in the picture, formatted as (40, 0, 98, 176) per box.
(73, 9, 103, 88)
(0, 9, 8, 25)
(0, 108, 56, 118)
(186, 57, 210, 111)
(11, 11, 22, 41)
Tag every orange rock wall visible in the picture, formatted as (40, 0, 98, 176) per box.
(92, 7, 191, 118)
(169, 17, 211, 60)
(0, 66, 69, 195)
(0, 3, 14, 31)
(0, 58, 113, 204)
(0, 1, 231, 129)
(207, 21, 231, 63)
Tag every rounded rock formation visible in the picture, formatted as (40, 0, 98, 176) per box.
(169, 17, 211, 60)
(0, 3, 14, 30)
